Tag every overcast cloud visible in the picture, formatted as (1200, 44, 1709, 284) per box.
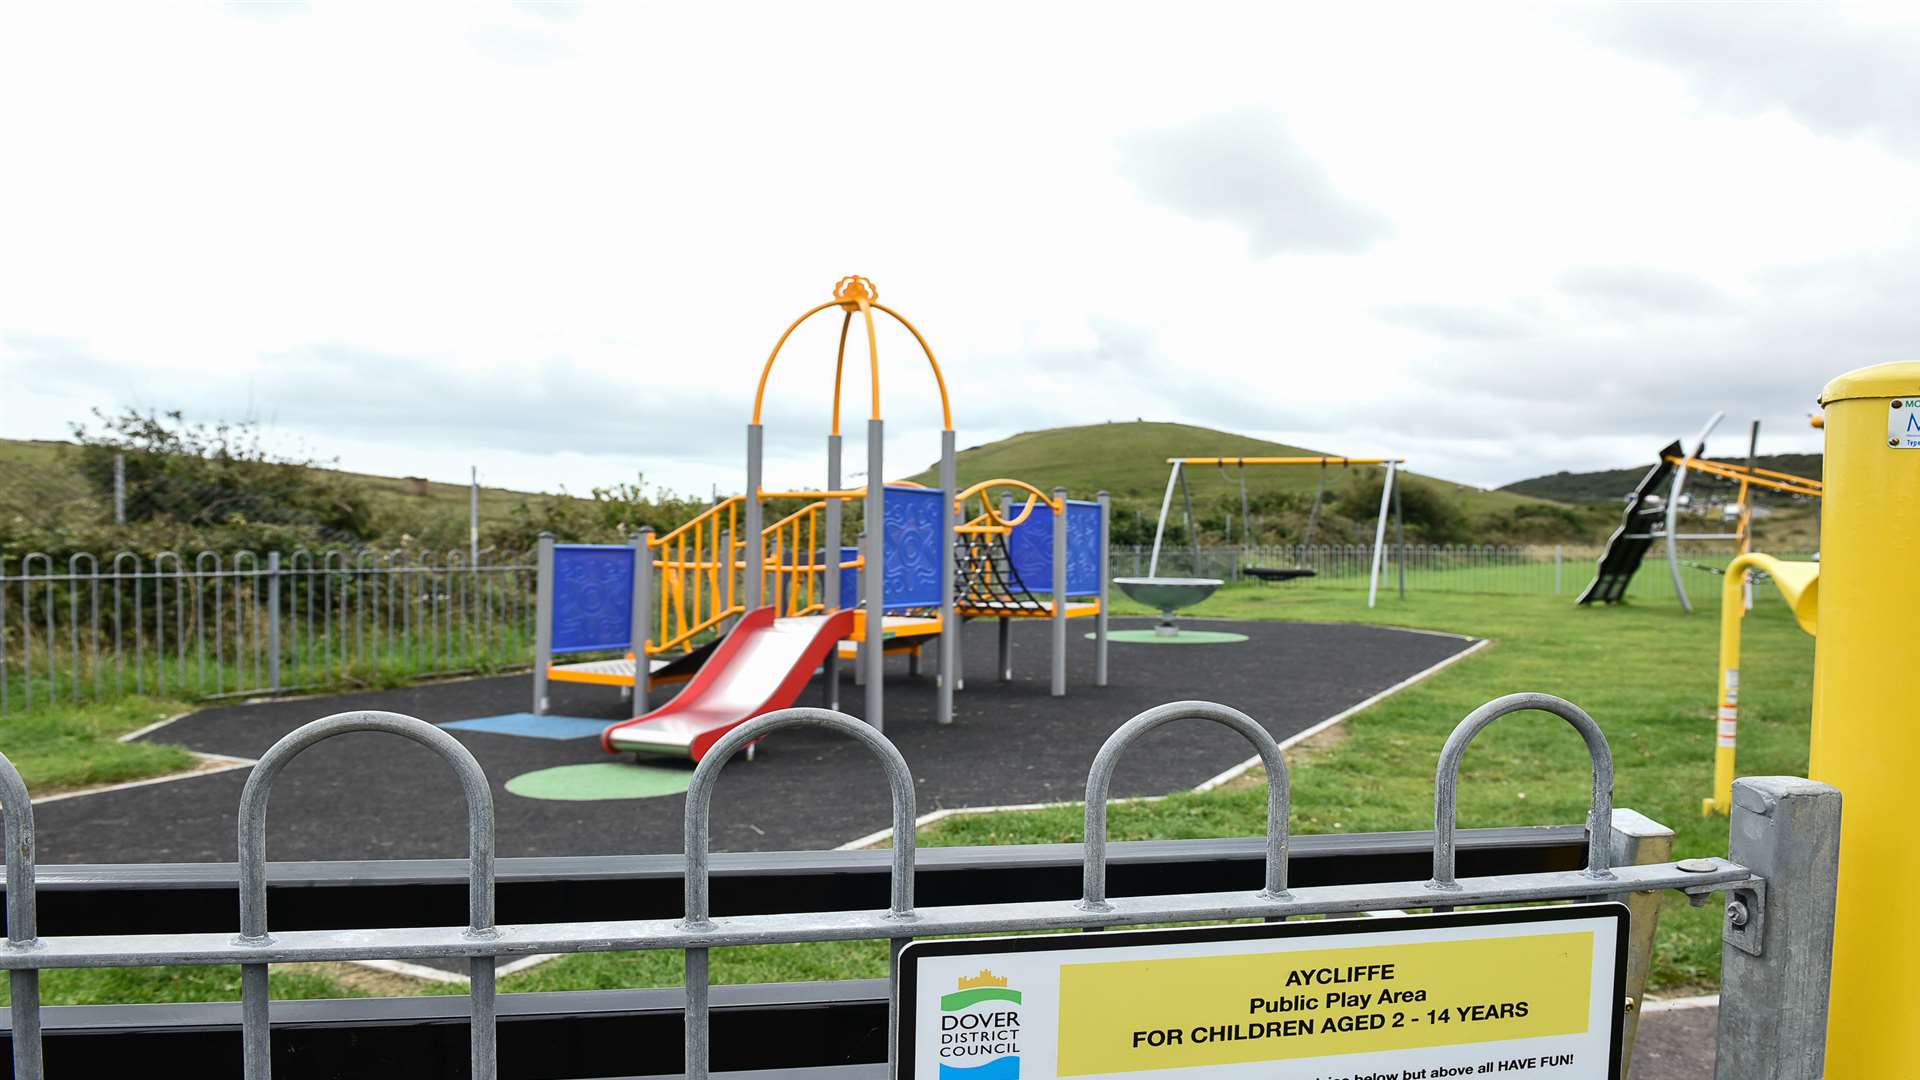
(3, 2, 1913, 498)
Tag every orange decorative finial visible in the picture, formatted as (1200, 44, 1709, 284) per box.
(833, 275, 877, 310)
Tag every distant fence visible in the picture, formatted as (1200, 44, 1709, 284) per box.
(1115, 543, 1819, 601)
(2, 541, 1818, 716)
(0, 550, 536, 715)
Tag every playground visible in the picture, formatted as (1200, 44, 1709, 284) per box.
(0, 275, 1903, 1080)
(29, 613, 1477, 863)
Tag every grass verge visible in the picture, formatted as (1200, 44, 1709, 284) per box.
(0, 696, 196, 793)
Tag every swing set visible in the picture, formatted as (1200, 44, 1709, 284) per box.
(1147, 455, 1408, 608)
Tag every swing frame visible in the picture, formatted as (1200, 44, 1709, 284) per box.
(1147, 456, 1408, 609)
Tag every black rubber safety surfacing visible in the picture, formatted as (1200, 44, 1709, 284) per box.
(32, 618, 1476, 863)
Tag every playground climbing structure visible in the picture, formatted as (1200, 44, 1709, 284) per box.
(529, 277, 1108, 758)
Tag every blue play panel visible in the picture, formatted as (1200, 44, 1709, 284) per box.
(439, 713, 611, 741)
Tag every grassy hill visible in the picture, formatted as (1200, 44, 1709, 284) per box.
(1501, 452, 1823, 505)
(906, 422, 1604, 545)
(4, 420, 1633, 553)
(907, 421, 1536, 507)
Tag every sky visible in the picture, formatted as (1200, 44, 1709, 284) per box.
(4, 1, 1915, 499)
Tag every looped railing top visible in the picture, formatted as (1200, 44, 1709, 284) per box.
(1081, 701, 1290, 910)
(0, 752, 37, 950)
(953, 478, 1060, 533)
(1427, 692, 1615, 891)
(236, 711, 496, 942)
(683, 708, 917, 930)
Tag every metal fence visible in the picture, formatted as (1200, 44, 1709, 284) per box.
(0, 550, 537, 715)
(0, 695, 1839, 1079)
(2, 541, 1821, 717)
(1120, 543, 1820, 601)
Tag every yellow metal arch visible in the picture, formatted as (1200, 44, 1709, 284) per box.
(751, 299, 840, 426)
(748, 277, 955, 435)
(873, 301, 953, 432)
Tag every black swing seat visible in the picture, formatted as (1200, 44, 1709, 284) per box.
(1244, 566, 1318, 583)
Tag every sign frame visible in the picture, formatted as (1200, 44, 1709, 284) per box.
(897, 903, 1630, 1080)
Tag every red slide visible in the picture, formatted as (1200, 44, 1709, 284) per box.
(601, 606, 855, 762)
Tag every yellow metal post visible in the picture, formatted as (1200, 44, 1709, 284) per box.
(1811, 360, 1920, 1077)
(1703, 552, 1817, 817)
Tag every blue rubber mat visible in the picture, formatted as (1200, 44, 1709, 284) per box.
(439, 713, 612, 740)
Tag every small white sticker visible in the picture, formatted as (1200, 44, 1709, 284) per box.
(1891, 399, 1920, 449)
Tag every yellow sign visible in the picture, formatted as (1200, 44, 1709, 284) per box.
(1058, 932, 1591, 1074)
(899, 905, 1625, 1080)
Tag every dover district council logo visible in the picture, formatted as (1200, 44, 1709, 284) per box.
(938, 970, 1023, 1080)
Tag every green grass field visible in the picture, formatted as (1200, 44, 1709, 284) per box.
(0, 579, 1814, 1006)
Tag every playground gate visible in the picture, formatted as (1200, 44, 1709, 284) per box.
(0, 695, 1836, 1079)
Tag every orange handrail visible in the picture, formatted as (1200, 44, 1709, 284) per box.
(646, 497, 744, 655)
(762, 501, 829, 618)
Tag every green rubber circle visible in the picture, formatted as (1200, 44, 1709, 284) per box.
(505, 762, 695, 801)
(1089, 629, 1250, 644)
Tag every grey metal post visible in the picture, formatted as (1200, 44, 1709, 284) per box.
(1050, 487, 1067, 697)
(1714, 776, 1841, 1080)
(864, 418, 884, 731)
(532, 533, 554, 715)
(112, 452, 126, 524)
(1608, 808, 1675, 1074)
(469, 466, 480, 566)
(1554, 544, 1563, 594)
(937, 430, 956, 724)
(266, 551, 282, 692)
(2, 751, 44, 1079)
(745, 424, 764, 611)
(1096, 491, 1110, 687)
(631, 529, 652, 717)
(853, 530, 867, 689)
(824, 434, 842, 710)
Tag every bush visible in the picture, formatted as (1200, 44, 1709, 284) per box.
(1332, 475, 1470, 544)
(72, 409, 374, 538)
(493, 478, 714, 550)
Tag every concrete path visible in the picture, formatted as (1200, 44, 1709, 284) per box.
(1632, 999, 1718, 1079)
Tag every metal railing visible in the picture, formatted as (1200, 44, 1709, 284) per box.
(0, 550, 537, 715)
(1117, 543, 1820, 600)
(0, 694, 1839, 1079)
